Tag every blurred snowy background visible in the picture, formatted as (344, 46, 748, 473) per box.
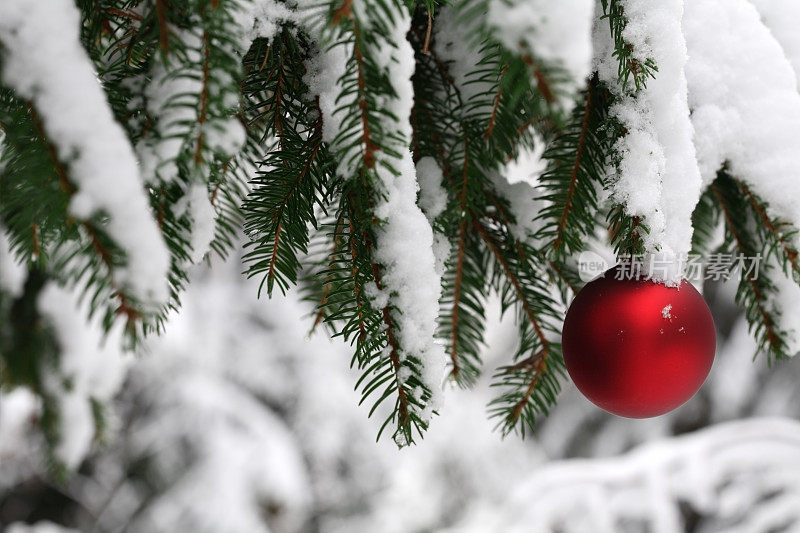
(2, 244, 800, 533)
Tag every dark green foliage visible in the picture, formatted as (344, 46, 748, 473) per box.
(710, 169, 796, 361)
(0, 269, 68, 478)
(537, 76, 613, 258)
(0, 270, 59, 390)
(0, 89, 147, 340)
(479, 222, 565, 437)
(690, 186, 720, 258)
(242, 31, 336, 297)
(406, 1, 569, 433)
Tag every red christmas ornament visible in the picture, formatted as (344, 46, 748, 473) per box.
(562, 265, 716, 418)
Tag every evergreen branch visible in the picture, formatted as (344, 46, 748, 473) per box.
(554, 89, 591, 251)
(690, 186, 720, 257)
(448, 139, 473, 382)
(537, 77, 612, 258)
(600, 0, 658, 91)
(475, 219, 563, 437)
(711, 172, 790, 361)
(485, 62, 508, 140)
(348, 218, 368, 346)
(332, 0, 354, 25)
(194, 29, 212, 165)
(352, 19, 378, 170)
(29, 106, 142, 328)
(367, 249, 412, 431)
(739, 182, 800, 281)
(243, 30, 335, 296)
(474, 220, 548, 349)
(521, 53, 555, 106)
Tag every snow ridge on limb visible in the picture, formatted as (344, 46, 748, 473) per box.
(684, 0, 800, 247)
(748, 0, 800, 87)
(595, 0, 703, 285)
(0, 0, 170, 307)
(303, 0, 446, 445)
(487, 0, 595, 106)
(362, 3, 447, 428)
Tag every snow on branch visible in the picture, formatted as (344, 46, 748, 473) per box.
(487, 0, 595, 105)
(749, 0, 800, 88)
(595, 0, 703, 286)
(363, 5, 447, 423)
(684, 0, 800, 248)
(303, 0, 447, 443)
(0, 0, 170, 306)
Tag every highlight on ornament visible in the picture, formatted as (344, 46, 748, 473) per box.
(563, 263, 717, 418)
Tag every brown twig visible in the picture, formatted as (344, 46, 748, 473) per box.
(348, 217, 367, 345)
(505, 350, 548, 424)
(423, 10, 433, 54)
(105, 7, 143, 21)
(155, 0, 169, 54)
(193, 31, 211, 165)
(522, 53, 555, 105)
(332, 0, 354, 25)
(352, 20, 377, 169)
(312, 218, 344, 333)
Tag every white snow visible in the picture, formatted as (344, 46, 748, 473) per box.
(0, 0, 170, 306)
(6, 523, 79, 533)
(684, 0, 800, 247)
(433, 8, 490, 105)
(451, 418, 800, 532)
(748, 0, 800, 88)
(0, 230, 26, 297)
(303, 40, 352, 163)
(416, 157, 448, 222)
(305, 4, 447, 427)
(504, 142, 547, 187)
(595, 0, 703, 286)
(37, 283, 130, 469)
(137, 31, 204, 183)
(235, 0, 298, 47)
(4, 250, 800, 532)
(416, 157, 451, 277)
(203, 118, 246, 157)
(488, 0, 595, 101)
(493, 144, 548, 240)
(0, 389, 41, 489)
(661, 304, 672, 319)
(366, 6, 447, 424)
(187, 183, 217, 263)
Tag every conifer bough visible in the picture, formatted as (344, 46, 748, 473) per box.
(1, 0, 800, 454)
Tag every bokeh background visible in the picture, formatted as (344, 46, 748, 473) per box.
(2, 246, 800, 533)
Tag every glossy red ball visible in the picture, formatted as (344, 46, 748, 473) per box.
(562, 266, 716, 418)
